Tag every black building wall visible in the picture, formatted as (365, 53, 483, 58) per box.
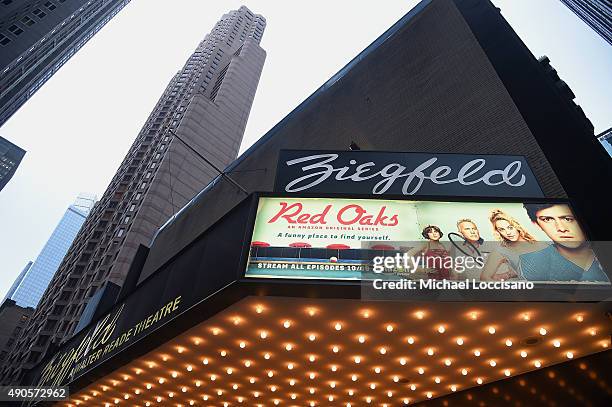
(140, 0, 599, 281)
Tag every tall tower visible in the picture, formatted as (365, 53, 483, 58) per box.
(0, 0, 132, 127)
(0, 135, 25, 191)
(559, 0, 612, 45)
(3, 193, 96, 309)
(0, 5, 266, 383)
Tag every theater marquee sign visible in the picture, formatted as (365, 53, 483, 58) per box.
(274, 150, 544, 198)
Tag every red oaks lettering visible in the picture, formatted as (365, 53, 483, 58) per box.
(268, 202, 399, 226)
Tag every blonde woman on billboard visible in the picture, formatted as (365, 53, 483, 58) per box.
(480, 209, 545, 281)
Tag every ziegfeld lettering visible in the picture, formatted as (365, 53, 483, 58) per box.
(283, 154, 527, 194)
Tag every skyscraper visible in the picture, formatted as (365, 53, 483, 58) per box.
(0, 5, 266, 383)
(0, 0, 132, 127)
(598, 127, 612, 157)
(559, 0, 612, 45)
(3, 194, 96, 309)
(0, 134, 25, 191)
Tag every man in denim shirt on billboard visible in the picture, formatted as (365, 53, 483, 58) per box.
(519, 203, 609, 283)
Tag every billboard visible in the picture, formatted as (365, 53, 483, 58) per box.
(274, 150, 544, 197)
(245, 197, 609, 285)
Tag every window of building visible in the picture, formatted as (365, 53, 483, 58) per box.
(135, 193, 141, 200)
(117, 228, 124, 237)
(0, 34, 10, 46)
(129, 204, 136, 211)
(123, 216, 130, 224)
(21, 16, 35, 26)
(44, 1, 57, 11)
(140, 182, 147, 189)
(145, 172, 151, 179)
(8, 24, 24, 36)
(33, 9, 46, 18)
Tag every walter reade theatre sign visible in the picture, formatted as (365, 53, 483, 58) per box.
(274, 150, 544, 198)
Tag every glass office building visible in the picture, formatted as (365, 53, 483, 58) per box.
(7, 194, 96, 308)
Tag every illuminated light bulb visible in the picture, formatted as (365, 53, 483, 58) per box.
(348, 389, 354, 396)
(387, 391, 393, 397)
(410, 384, 417, 391)
(534, 360, 542, 368)
(256, 305, 263, 314)
(589, 328, 597, 336)
(212, 328, 220, 335)
(553, 340, 561, 348)
(352, 374, 358, 381)
(186, 365, 193, 371)
(470, 311, 478, 320)
(290, 379, 296, 386)
(226, 368, 233, 375)
(270, 385, 277, 392)
(124, 394, 129, 399)
(182, 387, 187, 393)
(288, 363, 294, 370)
(309, 372, 316, 379)
(158, 378, 165, 384)
(393, 375, 400, 382)
(476, 377, 483, 384)
(370, 383, 376, 390)
(283, 320, 291, 328)
(177, 347, 184, 354)
(332, 346, 340, 353)
(172, 371, 178, 378)
(415, 311, 425, 319)
(310, 402, 316, 407)
(195, 381, 201, 387)
(400, 358, 407, 365)
(135, 389, 140, 395)
(435, 377, 441, 383)
(169, 392, 174, 398)
(267, 371, 274, 377)
(308, 307, 316, 316)
(202, 358, 209, 365)
(445, 359, 452, 366)
(260, 331, 268, 339)
(488, 326, 496, 334)
(335, 322, 342, 331)
(461, 369, 468, 376)
(539, 328, 547, 336)
(328, 396, 334, 402)
(520, 350, 528, 358)
(309, 334, 316, 341)
(273, 400, 279, 405)
(427, 392, 433, 399)
(309, 355, 316, 362)
(264, 353, 271, 359)
(427, 348, 435, 356)
(210, 374, 216, 381)
(239, 341, 246, 348)
(438, 325, 446, 334)
(310, 388, 315, 394)
(249, 377, 255, 384)
(156, 397, 162, 402)
(237, 398, 243, 403)
(451, 385, 457, 392)
(407, 336, 415, 344)
(489, 360, 497, 367)
(386, 324, 394, 332)
(220, 350, 227, 357)
(253, 391, 259, 398)
(366, 397, 372, 403)
(566, 352, 574, 359)
(354, 356, 361, 364)
(331, 365, 338, 372)
(358, 335, 366, 343)
(375, 367, 382, 374)
(146, 384, 151, 389)
(404, 398, 410, 404)
(285, 343, 293, 351)
(330, 382, 336, 388)
(162, 356, 168, 362)
(233, 317, 240, 325)
(456, 338, 464, 346)
(146, 403, 150, 406)
(506, 339, 513, 347)
(576, 314, 584, 322)
(380, 347, 387, 355)
(245, 360, 251, 367)
(202, 395, 208, 401)
(291, 394, 297, 399)
(505, 369, 511, 376)
(418, 368, 425, 375)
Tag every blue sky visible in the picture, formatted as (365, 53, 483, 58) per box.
(0, 0, 610, 298)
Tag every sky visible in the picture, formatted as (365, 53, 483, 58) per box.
(0, 0, 610, 298)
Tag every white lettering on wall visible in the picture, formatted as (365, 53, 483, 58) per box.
(283, 154, 527, 194)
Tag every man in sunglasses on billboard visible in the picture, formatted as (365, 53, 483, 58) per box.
(520, 203, 609, 283)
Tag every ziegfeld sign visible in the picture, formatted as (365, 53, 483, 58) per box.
(274, 150, 544, 198)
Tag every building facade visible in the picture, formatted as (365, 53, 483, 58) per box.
(0, 5, 266, 384)
(2, 261, 32, 304)
(0, 134, 25, 191)
(4, 194, 96, 309)
(0, 300, 33, 368)
(0, 0, 131, 127)
(559, 0, 612, 45)
(598, 126, 612, 156)
(14, 1, 612, 406)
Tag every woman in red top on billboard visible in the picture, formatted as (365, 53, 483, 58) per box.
(406, 225, 452, 280)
